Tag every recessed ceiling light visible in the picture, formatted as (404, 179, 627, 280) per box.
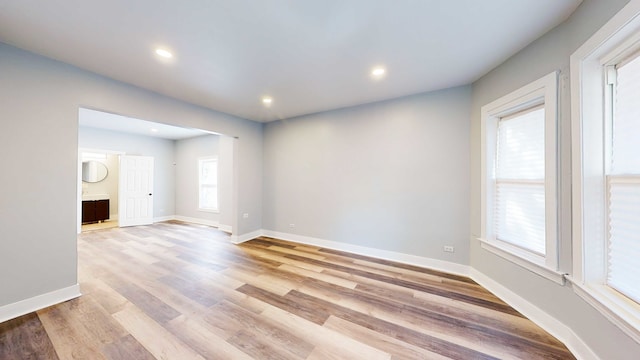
(150, 128, 159, 133)
(371, 67, 386, 77)
(155, 48, 173, 58)
(262, 97, 273, 106)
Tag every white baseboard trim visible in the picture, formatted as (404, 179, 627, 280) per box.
(173, 215, 220, 228)
(231, 229, 263, 244)
(218, 224, 233, 233)
(153, 215, 176, 223)
(262, 230, 470, 277)
(470, 269, 599, 360)
(0, 284, 81, 323)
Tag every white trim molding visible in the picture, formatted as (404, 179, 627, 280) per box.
(173, 215, 220, 228)
(0, 284, 81, 323)
(153, 215, 176, 223)
(566, 276, 640, 345)
(230, 229, 263, 244)
(471, 270, 599, 360)
(261, 230, 470, 277)
(218, 224, 232, 233)
(480, 71, 561, 280)
(154, 215, 223, 229)
(478, 238, 566, 285)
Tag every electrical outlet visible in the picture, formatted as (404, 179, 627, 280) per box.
(243, 213, 249, 219)
(443, 246, 455, 253)
(289, 223, 295, 228)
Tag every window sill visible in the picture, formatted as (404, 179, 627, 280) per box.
(566, 276, 640, 344)
(478, 238, 566, 285)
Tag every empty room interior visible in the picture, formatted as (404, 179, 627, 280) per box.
(2, 0, 640, 359)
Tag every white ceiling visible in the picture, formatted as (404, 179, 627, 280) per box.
(0, 0, 581, 122)
(79, 108, 210, 140)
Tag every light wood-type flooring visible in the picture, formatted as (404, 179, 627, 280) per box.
(0, 221, 576, 359)
(81, 220, 119, 232)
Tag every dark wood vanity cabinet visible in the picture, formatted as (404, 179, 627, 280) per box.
(82, 199, 109, 223)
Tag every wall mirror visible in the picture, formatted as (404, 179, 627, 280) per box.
(82, 161, 108, 183)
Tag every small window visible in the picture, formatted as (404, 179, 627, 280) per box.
(198, 157, 218, 212)
(480, 72, 561, 283)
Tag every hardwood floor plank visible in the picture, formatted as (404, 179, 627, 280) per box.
(227, 329, 304, 360)
(37, 303, 108, 360)
(278, 263, 359, 289)
(60, 296, 129, 346)
(323, 315, 450, 360)
(79, 278, 129, 315)
(108, 280, 181, 324)
(217, 299, 315, 358)
(297, 277, 563, 359)
(120, 246, 159, 265)
(261, 304, 393, 360)
(222, 266, 293, 296)
(166, 314, 255, 360)
(112, 304, 206, 360)
(102, 334, 156, 360)
(238, 245, 326, 272)
(237, 283, 331, 325)
(285, 290, 500, 360)
(355, 282, 564, 349)
(158, 274, 223, 307)
(0, 313, 59, 360)
(317, 247, 476, 283)
(286, 253, 523, 316)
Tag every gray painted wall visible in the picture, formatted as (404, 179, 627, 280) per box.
(263, 86, 471, 264)
(470, 0, 640, 358)
(0, 42, 262, 308)
(175, 134, 220, 223)
(79, 126, 176, 219)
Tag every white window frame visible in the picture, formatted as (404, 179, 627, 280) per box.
(198, 156, 219, 212)
(480, 72, 563, 284)
(570, 0, 640, 343)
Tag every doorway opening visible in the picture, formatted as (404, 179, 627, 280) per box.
(77, 107, 238, 236)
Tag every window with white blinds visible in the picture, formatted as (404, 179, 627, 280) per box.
(480, 72, 558, 282)
(607, 54, 640, 304)
(571, 4, 640, 340)
(495, 106, 546, 255)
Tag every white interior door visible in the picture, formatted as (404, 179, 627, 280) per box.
(119, 155, 154, 227)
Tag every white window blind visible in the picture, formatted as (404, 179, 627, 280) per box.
(494, 106, 546, 255)
(608, 54, 640, 304)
